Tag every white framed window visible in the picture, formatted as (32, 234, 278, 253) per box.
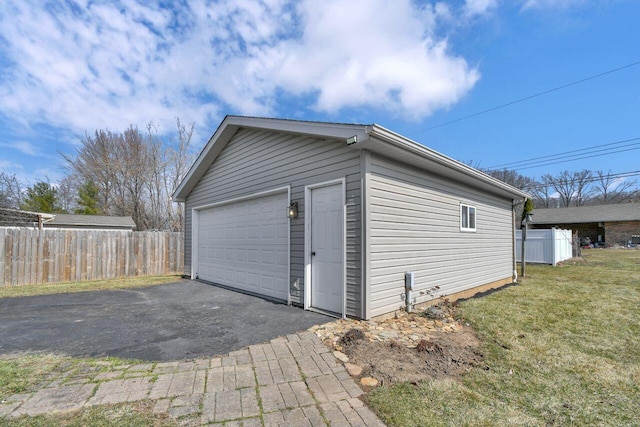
(460, 204, 476, 232)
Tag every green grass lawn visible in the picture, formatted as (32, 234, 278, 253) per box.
(366, 249, 640, 426)
(0, 275, 183, 299)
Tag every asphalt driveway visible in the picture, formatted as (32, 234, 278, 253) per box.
(0, 281, 331, 361)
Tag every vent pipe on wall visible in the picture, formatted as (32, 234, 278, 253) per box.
(405, 272, 415, 313)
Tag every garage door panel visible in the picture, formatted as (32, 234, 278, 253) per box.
(247, 249, 259, 263)
(275, 250, 288, 267)
(247, 272, 260, 288)
(197, 191, 289, 301)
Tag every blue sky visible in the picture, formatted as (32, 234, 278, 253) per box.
(0, 0, 638, 188)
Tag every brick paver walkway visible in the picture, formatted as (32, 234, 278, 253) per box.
(1, 331, 385, 426)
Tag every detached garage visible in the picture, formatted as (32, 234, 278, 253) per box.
(173, 116, 528, 320)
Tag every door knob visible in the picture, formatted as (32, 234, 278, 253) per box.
(311, 251, 316, 256)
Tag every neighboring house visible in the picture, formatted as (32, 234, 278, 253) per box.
(530, 203, 640, 246)
(0, 208, 136, 231)
(172, 116, 528, 320)
(43, 214, 136, 231)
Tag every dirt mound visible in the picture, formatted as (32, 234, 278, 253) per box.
(341, 325, 482, 386)
(313, 301, 485, 387)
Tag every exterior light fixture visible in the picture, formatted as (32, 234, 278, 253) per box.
(287, 201, 298, 219)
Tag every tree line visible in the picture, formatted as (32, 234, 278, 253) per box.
(0, 119, 195, 231)
(482, 168, 640, 208)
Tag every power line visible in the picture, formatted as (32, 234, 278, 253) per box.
(515, 145, 640, 171)
(484, 137, 640, 171)
(423, 60, 640, 131)
(522, 170, 640, 192)
(488, 137, 640, 169)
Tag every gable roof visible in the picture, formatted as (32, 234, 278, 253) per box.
(44, 214, 136, 229)
(532, 203, 640, 224)
(173, 116, 529, 202)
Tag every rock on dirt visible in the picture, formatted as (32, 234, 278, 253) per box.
(313, 302, 483, 387)
(342, 328, 482, 386)
(333, 350, 349, 363)
(344, 363, 363, 376)
(361, 377, 379, 387)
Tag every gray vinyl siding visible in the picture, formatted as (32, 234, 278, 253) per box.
(368, 153, 514, 318)
(184, 128, 362, 318)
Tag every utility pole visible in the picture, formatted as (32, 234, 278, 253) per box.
(521, 213, 533, 277)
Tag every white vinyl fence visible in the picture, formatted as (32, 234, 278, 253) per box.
(516, 228, 573, 266)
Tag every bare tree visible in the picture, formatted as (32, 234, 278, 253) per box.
(143, 122, 169, 230)
(0, 171, 23, 209)
(62, 129, 120, 215)
(592, 170, 638, 204)
(118, 126, 151, 228)
(140, 119, 194, 231)
(573, 170, 593, 207)
(545, 170, 592, 207)
(166, 118, 195, 232)
(533, 174, 555, 208)
(62, 119, 194, 231)
(482, 168, 538, 193)
(56, 175, 77, 213)
(549, 170, 576, 208)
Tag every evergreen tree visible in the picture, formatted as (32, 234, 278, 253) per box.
(75, 181, 101, 215)
(522, 197, 534, 222)
(21, 181, 63, 213)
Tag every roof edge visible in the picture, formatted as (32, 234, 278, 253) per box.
(368, 124, 530, 200)
(172, 116, 530, 202)
(172, 116, 372, 201)
(0, 207, 55, 219)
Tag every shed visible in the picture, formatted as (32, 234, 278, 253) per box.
(530, 203, 640, 246)
(44, 214, 136, 231)
(0, 208, 54, 228)
(173, 116, 528, 319)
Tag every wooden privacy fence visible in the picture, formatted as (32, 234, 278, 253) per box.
(0, 228, 184, 286)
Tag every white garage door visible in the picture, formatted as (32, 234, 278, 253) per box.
(196, 191, 289, 301)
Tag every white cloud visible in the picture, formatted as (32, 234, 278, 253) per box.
(0, 0, 218, 136)
(0, 160, 63, 187)
(464, 0, 498, 17)
(0, 0, 480, 140)
(272, 0, 479, 118)
(0, 140, 42, 156)
(521, 0, 585, 10)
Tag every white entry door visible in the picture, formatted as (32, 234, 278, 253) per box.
(310, 183, 344, 314)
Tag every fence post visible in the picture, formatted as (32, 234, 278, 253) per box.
(551, 228, 557, 266)
(521, 224, 526, 277)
